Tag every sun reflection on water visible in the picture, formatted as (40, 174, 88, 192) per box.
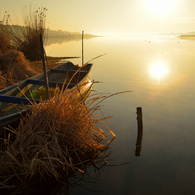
(148, 62, 169, 82)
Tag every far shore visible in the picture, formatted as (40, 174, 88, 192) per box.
(178, 35, 195, 39)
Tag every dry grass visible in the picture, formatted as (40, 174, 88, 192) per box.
(0, 74, 7, 90)
(0, 84, 116, 194)
(0, 50, 37, 84)
(0, 33, 12, 54)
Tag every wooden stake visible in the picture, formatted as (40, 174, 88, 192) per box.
(135, 107, 143, 156)
(82, 31, 84, 65)
(40, 34, 49, 99)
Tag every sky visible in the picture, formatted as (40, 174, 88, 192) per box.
(1, 0, 195, 35)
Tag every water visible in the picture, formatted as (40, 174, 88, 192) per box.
(46, 34, 195, 195)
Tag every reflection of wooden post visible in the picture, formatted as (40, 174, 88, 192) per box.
(135, 107, 143, 157)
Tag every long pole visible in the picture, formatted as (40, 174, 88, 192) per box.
(82, 30, 84, 65)
(40, 34, 50, 99)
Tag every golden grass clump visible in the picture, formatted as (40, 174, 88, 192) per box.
(0, 50, 37, 82)
(0, 88, 115, 193)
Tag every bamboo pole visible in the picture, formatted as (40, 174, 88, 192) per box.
(40, 34, 50, 99)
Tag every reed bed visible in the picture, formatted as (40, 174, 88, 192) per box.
(0, 13, 12, 53)
(0, 7, 47, 61)
(0, 85, 116, 194)
(17, 7, 47, 61)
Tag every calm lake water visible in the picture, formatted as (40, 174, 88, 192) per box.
(46, 34, 195, 195)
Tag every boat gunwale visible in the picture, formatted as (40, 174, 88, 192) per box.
(0, 62, 92, 95)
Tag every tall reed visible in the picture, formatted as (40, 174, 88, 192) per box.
(0, 12, 12, 53)
(1, 7, 48, 61)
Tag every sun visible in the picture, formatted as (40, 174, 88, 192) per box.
(146, 0, 175, 15)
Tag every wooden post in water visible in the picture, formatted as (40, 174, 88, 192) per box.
(40, 34, 50, 99)
(135, 107, 143, 156)
(82, 31, 84, 66)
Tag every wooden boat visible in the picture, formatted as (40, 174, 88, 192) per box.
(0, 61, 93, 128)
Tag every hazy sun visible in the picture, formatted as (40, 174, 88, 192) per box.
(146, 0, 175, 15)
(148, 62, 169, 81)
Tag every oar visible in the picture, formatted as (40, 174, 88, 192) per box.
(40, 34, 50, 99)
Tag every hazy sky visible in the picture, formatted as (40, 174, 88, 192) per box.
(1, 0, 195, 35)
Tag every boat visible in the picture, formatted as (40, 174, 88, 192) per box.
(0, 61, 93, 129)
